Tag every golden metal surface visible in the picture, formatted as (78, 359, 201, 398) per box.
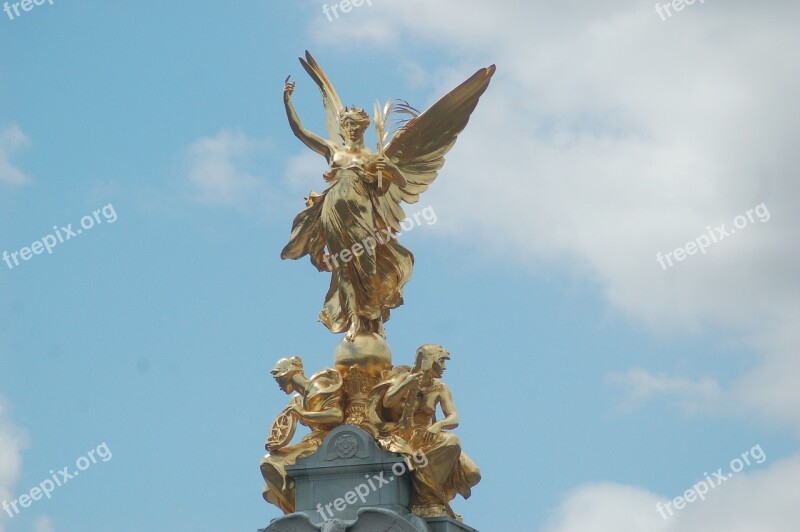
(260, 356, 344, 513)
(280, 51, 495, 342)
(370, 345, 481, 519)
(262, 51, 493, 520)
(266, 397, 298, 451)
(332, 331, 393, 372)
(261, 346, 481, 519)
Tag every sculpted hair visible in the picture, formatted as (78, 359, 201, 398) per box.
(339, 106, 370, 127)
(271, 355, 304, 378)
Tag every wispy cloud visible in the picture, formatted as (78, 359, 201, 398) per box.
(0, 124, 33, 186)
(283, 151, 328, 194)
(182, 129, 271, 208)
(33, 516, 54, 532)
(608, 367, 722, 415)
(0, 397, 26, 532)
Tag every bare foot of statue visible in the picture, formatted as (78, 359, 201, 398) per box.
(345, 320, 362, 342)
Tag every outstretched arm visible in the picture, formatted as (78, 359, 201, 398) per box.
(284, 77, 332, 160)
(295, 405, 343, 425)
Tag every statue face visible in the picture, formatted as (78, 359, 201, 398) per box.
(274, 374, 295, 394)
(341, 118, 366, 142)
(432, 356, 449, 378)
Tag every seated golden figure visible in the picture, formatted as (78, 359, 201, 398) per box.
(369, 345, 481, 519)
(260, 356, 344, 514)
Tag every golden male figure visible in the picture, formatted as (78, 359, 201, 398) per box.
(372, 345, 481, 519)
(280, 51, 495, 342)
(260, 356, 344, 513)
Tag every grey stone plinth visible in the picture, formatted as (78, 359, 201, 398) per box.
(288, 426, 415, 523)
(260, 426, 479, 532)
(425, 517, 478, 532)
(261, 507, 429, 531)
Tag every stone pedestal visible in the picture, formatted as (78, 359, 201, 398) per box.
(260, 426, 479, 532)
(425, 517, 478, 532)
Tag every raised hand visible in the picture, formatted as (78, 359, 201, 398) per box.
(402, 372, 423, 390)
(283, 76, 295, 103)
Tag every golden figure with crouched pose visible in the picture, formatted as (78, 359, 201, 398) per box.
(260, 356, 344, 514)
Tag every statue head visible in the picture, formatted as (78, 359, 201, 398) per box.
(271, 355, 305, 394)
(339, 106, 370, 143)
(414, 344, 451, 378)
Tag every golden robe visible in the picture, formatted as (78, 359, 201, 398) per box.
(281, 165, 413, 334)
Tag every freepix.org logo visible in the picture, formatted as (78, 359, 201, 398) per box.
(321, 205, 437, 272)
(656, 444, 767, 520)
(655, 202, 770, 270)
(3, 0, 55, 22)
(2, 203, 118, 271)
(321, 0, 373, 23)
(2, 442, 112, 520)
(316, 448, 428, 521)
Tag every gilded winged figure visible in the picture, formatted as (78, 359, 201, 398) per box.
(281, 51, 495, 341)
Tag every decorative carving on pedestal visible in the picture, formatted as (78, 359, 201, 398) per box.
(341, 367, 381, 428)
(326, 431, 368, 461)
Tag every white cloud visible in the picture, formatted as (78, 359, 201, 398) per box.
(33, 516, 54, 532)
(310, 0, 800, 431)
(0, 397, 26, 532)
(608, 367, 722, 415)
(544, 453, 800, 532)
(182, 129, 271, 208)
(0, 124, 33, 186)
(283, 151, 328, 195)
(733, 321, 800, 431)
(544, 482, 670, 532)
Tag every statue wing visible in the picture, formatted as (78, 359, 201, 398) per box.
(387, 65, 495, 196)
(373, 65, 495, 231)
(299, 50, 344, 145)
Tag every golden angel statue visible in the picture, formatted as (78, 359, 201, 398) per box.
(280, 51, 495, 341)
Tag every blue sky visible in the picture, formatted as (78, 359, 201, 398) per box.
(2, 1, 799, 531)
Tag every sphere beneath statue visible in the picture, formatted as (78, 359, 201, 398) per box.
(334, 333, 392, 376)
